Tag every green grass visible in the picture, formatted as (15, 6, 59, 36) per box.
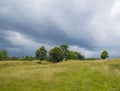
(0, 59, 120, 91)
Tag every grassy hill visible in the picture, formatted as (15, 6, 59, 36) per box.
(0, 59, 120, 91)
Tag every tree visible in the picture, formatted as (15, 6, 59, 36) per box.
(66, 51, 78, 60)
(0, 50, 2, 61)
(11, 56, 18, 60)
(22, 56, 33, 61)
(60, 44, 69, 60)
(35, 46, 47, 63)
(49, 47, 63, 63)
(0, 49, 9, 61)
(100, 50, 109, 59)
(2, 49, 9, 60)
(77, 52, 85, 60)
(65, 50, 85, 60)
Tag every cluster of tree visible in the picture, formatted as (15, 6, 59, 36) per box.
(0, 45, 109, 62)
(0, 49, 9, 61)
(9, 56, 34, 61)
(19, 56, 34, 61)
(35, 44, 85, 63)
(0, 49, 34, 61)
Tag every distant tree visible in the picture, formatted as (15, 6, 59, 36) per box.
(0, 50, 2, 61)
(12, 56, 18, 60)
(66, 51, 78, 60)
(21, 56, 33, 61)
(60, 44, 69, 60)
(21, 56, 25, 60)
(35, 46, 47, 63)
(49, 47, 63, 63)
(28, 56, 33, 61)
(0, 49, 9, 60)
(66, 50, 85, 60)
(100, 50, 109, 59)
(2, 49, 9, 60)
(77, 52, 85, 60)
(25, 56, 29, 60)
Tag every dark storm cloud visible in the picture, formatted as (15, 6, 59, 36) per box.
(0, 0, 120, 57)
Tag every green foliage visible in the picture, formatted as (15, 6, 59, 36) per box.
(0, 49, 9, 61)
(77, 52, 85, 60)
(66, 50, 85, 60)
(9, 56, 34, 61)
(49, 47, 63, 63)
(66, 50, 78, 60)
(100, 50, 109, 59)
(48, 44, 85, 62)
(2, 49, 9, 60)
(35, 46, 47, 63)
(0, 50, 2, 61)
(20, 56, 33, 61)
(60, 44, 69, 60)
(10, 56, 18, 60)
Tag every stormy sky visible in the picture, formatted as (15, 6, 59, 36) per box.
(0, 0, 120, 58)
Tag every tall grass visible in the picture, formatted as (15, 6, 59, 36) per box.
(0, 59, 120, 91)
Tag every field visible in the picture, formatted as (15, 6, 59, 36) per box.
(0, 59, 120, 91)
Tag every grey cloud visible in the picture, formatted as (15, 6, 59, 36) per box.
(0, 0, 120, 57)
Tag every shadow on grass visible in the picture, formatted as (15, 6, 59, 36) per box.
(36, 62, 42, 64)
(36, 61, 51, 65)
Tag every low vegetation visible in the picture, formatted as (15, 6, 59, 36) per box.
(0, 44, 109, 62)
(0, 59, 120, 91)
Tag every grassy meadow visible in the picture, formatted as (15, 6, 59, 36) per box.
(0, 59, 120, 91)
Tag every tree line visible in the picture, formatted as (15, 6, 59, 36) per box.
(35, 44, 109, 63)
(0, 49, 9, 61)
(0, 44, 109, 62)
(35, 44, 85, 63)
(0, 49, 34, 61)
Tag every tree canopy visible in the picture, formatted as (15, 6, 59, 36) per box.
(60, 44, 69, 60)
(0, 49, 9, 61)
(100, 50, 109, 59)
(49, 47, 63, 63)
(35, 46, 47, 63)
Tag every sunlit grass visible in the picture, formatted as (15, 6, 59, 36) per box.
(0, 59, 120, 91)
